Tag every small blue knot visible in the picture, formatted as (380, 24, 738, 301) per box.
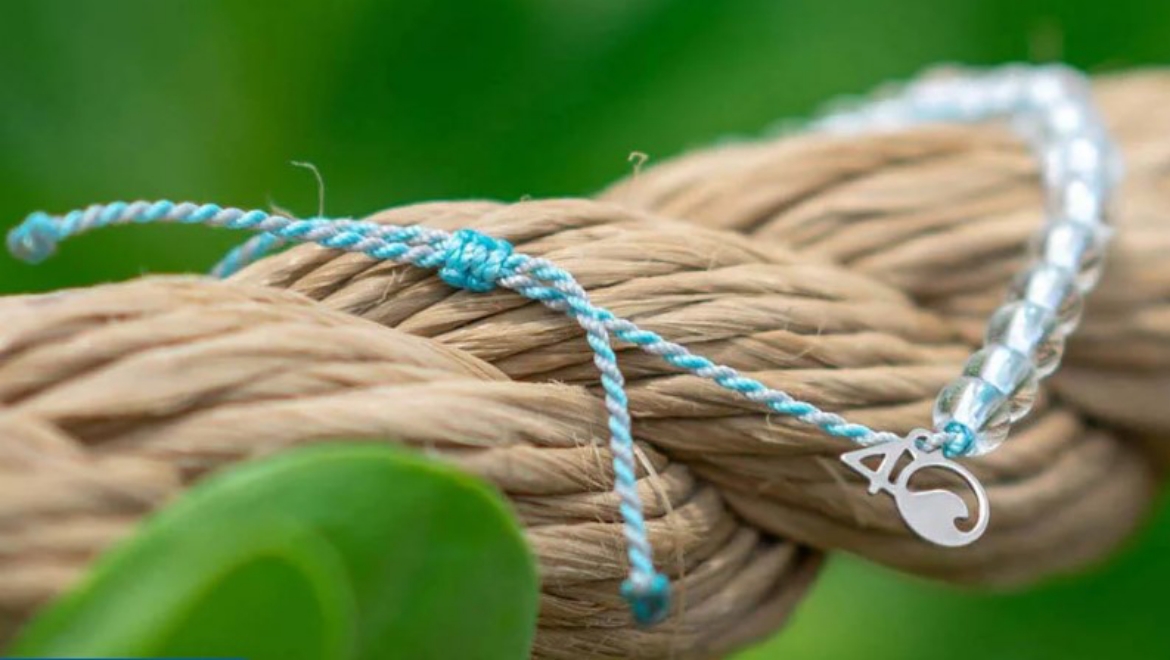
(7, 212, 60, 264)
(438, 228, 514, 293)
(942, 421, 976, 458)
(621, 573, 671, 627)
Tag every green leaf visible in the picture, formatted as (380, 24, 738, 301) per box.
(11, 443, 538, 660)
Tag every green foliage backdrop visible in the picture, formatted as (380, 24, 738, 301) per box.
(2, 1, 1169, 658)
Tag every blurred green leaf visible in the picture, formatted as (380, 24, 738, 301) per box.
(11, 443, 538, 660)
(13, 515, 355, 659)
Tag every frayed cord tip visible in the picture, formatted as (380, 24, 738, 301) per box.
(622, 573, 671, 627)
(8, 212, 59, 264)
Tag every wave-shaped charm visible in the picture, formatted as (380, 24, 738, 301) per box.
(840, 429, 989, 547)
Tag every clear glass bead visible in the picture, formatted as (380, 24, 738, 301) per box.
(1008, 263, 1083, 333)
(933, 376, 1011, 455)
(984, 66, 1030, 112)
(1026, 65, 1091, 109)
(1042, 135, 1109, 191)
(952, 80, 993, 120)
(1026, 73, 1070, 108)
(1046, 174, 1108, 226)
(1030, 221, 1109, 290)
(985, 301, 1064, 377)
(1043, 100, 1095, 139)
(962, 344, 1039, 422)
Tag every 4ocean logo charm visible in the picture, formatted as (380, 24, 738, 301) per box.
(841, 429, 990, 547)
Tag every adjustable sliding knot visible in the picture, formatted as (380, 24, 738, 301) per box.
(8, 212, 60, 264)
(438, 228, 515, 293)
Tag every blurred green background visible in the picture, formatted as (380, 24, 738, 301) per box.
(3, 1, 1169, 658)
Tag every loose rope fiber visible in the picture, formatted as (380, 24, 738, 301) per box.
(1, 71, 1169, 658)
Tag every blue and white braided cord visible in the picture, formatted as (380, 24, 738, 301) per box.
(7, 200, 916, 625)
(211, 231, 286, 278)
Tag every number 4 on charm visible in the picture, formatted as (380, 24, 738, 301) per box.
(840, 430, 990, 548)
(842, 441, 903, 497)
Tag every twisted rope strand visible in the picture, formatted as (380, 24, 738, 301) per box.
(7, 200, 928, 624)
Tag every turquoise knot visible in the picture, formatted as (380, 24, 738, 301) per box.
(7, 212, 60, 264)
(621, 573, 671, 627)
(942, 421, 976, 458)
(438, 228, 514, 292)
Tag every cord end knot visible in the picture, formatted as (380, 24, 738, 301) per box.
(8, 212, 60, 264)
(438, 228, 514, 292)
(941, 421, 976, 458)
(621, 572, 671, 627)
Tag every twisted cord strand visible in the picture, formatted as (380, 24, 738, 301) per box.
(7, 200, 928, 624)
(211, 232, 284, 278)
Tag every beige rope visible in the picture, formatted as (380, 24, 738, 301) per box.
(0, 279, 816, 659)
(2, 72, 1169, 658)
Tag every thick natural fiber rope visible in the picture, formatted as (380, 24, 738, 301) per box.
(0, 279, 818, 659)
(1, 72, 1168, 658)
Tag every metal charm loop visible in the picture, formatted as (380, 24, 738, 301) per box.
(840, 429, 990, 547)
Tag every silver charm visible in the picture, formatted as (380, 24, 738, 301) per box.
(840, 429, 989, 547)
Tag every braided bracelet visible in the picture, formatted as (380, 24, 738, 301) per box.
(6, 64, 1117, 626)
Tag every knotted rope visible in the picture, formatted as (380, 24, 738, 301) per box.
(1, 70, 1169, 658)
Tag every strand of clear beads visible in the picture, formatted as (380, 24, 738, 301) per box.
(812, 65, 1119, 457)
